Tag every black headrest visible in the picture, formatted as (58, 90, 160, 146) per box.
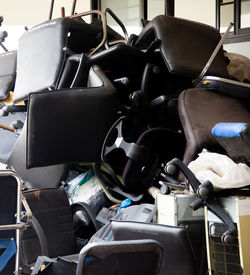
(135, 15, 229, 79)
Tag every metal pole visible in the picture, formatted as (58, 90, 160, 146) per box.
(49, 0, 55, 20)
(0, 42, 8, 52)
(193, 22, 234, 85)
(71, 0, 77, 16)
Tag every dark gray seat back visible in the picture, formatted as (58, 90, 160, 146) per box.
(21, 188, 77, 266)
(26, 65, 120, 168)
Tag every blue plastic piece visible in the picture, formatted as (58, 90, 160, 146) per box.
(0, 238, 17, 271)
(212, 123, 247, 138)
(117, 198, 132, 213)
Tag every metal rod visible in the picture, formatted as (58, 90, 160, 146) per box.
(71, 0, 77, 15)
(0, 122, 15, 132)
(49, 0, 55, 20)
(0, 41, 8, 52)
(21, 194, 32, 222)
(14, 173, 22, 275)
(193, 22, 234, 85)
(70, 10, 107, 55)
(220, 1, 234, 6)
(0, 224, 24, 230)
(143, 0, 148, 20)
(105, 8, 129, 44)
(166, 0, 174, 16)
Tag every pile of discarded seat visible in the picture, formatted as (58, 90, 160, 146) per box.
(1, 8, 250, 275)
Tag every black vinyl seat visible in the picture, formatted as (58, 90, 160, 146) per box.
(111, 220, 198, 275)
(133, 15, 229, 97)
(6, 65, 119, 191)
(0, 50, 16, 101)
(20, 187, 97, 273)
(0, 16, 104, 164)
(126, 14, 231, 134)
(76, 239, 163, 275)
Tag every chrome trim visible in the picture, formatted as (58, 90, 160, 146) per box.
(69, 10, 107, 56)
(105, 8, 129, 46)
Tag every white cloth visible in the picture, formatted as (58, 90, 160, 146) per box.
(188, 151, 250, 191)
(225, 52, 250, 83)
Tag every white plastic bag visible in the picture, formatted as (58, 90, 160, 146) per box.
(224, 52, 250, 83)
(188, 151, 250, 191)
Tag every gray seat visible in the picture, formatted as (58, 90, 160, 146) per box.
(111, 220, 198, 275)
(0, 50, 16, 100)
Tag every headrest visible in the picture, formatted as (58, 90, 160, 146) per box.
(135, 15, 229, 79)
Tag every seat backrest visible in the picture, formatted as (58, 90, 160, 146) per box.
(76, 239, 163, 275)
(178, 88, 250, 165)
(135, 15, 229, 79)
(13, 17, 102, 103)
(0, 50, 16, 100)
(8, 121, 70, 189)
(26, 65, 120, 168)
(111, 221, 198, 275)
(21, 188, 77, 265)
